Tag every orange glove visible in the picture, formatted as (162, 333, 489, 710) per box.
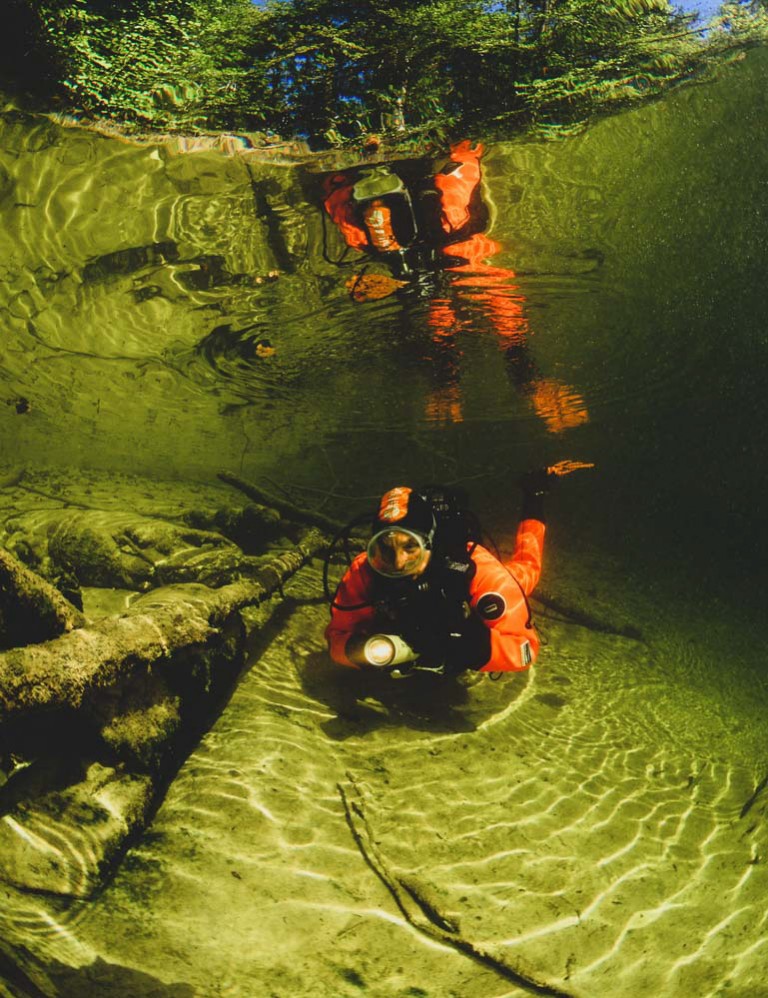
(547, 460, 596, 477)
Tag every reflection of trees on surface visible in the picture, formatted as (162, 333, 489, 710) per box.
(4, 0, 767, 141)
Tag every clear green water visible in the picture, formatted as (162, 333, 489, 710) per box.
(0, 47, 767, 998)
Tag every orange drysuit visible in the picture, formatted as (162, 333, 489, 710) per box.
(325, 518, 545, 673)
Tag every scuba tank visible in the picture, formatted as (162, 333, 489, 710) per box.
(362, 200, 403, 253)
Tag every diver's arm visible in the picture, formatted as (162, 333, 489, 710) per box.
(520, 467, 549, 523)
(465, 472, 548, 670)
(512, 469, 549, 594)
(326, 558, 420, 668)
(325, 554, 377, 668)
(506, 518, 545, 596)
(468, 545, 543, 672)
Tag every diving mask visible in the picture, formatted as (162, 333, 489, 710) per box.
(367, 527, 432, 579)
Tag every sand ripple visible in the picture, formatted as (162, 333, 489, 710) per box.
(3, 573, 762, 997)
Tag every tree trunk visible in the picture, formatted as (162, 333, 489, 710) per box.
(218, 470, 349, 534)
(0, 548, 85, 651)
(0, 528, 327, 722)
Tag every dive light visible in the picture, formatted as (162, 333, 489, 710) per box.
(363, 634, 419, 668)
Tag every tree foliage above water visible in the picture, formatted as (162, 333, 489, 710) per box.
(2, 0, 767, 144)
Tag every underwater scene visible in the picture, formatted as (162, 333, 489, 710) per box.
(0, 43, 767, 998)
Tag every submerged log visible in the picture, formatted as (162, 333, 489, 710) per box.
(0, 761, 154, 898)
(0, 548, 85, 651)
(218, 470, 348, 535)
(0, 527, 328, 898)
(3, 506, 285, 592)
(0, 528, 327, 722)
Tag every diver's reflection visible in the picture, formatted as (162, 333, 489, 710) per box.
(320, 140, 589, 432)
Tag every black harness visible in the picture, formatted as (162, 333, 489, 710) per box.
(370, 553, 488, 672)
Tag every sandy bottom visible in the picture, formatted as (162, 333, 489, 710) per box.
(1, 560, 767, 998)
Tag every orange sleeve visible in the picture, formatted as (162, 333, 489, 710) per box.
(433, 141, 483, 234)
(507, 518, 545, 595)
(468, 522, 545, 672)
(324, 553, 377, 667)
(323, 176, 369, 252)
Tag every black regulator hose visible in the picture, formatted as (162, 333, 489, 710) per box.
(322, 511, 375, 609)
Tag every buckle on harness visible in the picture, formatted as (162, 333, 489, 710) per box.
(390, 662, 446, 680)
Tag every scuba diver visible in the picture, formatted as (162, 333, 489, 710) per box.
(321, 141, 589, 433)
(322, 139, 490, 278)
(322, 141, 489, 280)
(324, 474, 551, 677)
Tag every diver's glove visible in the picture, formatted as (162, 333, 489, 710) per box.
(519, 467, 553, 523)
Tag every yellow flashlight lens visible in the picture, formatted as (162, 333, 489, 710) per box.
(364, 636, 395, 666)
